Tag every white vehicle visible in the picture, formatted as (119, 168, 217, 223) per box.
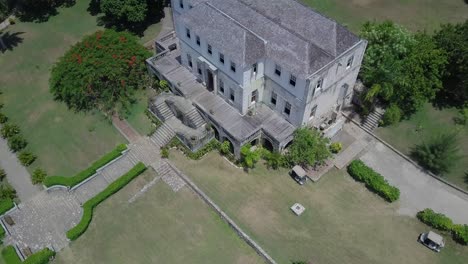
(418, 231, 445, 252)
(291, 165, 307, 185)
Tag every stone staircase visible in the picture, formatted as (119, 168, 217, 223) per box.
(185, 108, 206, 129)
(150, 123, 176, 147)
(362, 108, 384, 131)
(154, 101, 174, 121)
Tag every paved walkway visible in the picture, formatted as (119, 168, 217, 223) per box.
(112, 115, 141, 143)
(0, 137, 40, 201)
(1, 122, 172, 254)
(361, 141, 468, 224)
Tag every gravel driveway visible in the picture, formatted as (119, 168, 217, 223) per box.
(360, 141, 468, 224)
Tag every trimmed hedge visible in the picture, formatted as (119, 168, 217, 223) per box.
(347, 160, 400, 202)
(0, 199, 14, 215)
(43, 144, 127, 188)
(23, 248, 55, 264)
(453, 224, 468, 245)
(66, 162, 147, 241)
(416, 208, 453, 231)
(1, 246, 55, 264)
(417, 208, 468, 245)
(1, 246, 21, 264)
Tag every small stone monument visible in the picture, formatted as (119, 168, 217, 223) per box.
(290, 203, 305, 216)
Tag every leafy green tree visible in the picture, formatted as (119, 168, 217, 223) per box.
(101, 0, 147, 23)
(360, 21, 447, 116)
(287, 128, 330, 167)
(50, 29, 152, 117)
(240, 144, 261, 169)
(381, 104, 402, 126)
(433, 20, 468, 107)
(411, 133, 461, 175)
(32, 168, 47, 184)
(0, 0, 8, 21)
(16, 0, 76, 22)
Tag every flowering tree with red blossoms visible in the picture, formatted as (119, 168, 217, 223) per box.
(50, 29, 152, 116)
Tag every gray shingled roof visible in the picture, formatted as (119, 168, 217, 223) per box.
(179, 0, 361, 78)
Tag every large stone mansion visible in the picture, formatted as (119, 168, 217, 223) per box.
(146, 0, 367, 156)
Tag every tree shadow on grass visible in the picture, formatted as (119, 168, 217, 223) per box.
(89, 0, 165, 37)
(0, 31, 25, 53)
(15, 0, 76, 23)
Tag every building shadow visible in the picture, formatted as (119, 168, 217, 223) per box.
(0, 31, 25, 53)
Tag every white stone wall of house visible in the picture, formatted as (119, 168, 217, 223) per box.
(302, 41, 368, 127)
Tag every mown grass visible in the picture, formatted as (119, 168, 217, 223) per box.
(0, 0, 160, 176)
(301, 0, 468, 33)
(170, 151, 468, 264)
(54, 169, 263, 264)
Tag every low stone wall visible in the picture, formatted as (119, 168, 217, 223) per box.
(164, 161, 278, 264)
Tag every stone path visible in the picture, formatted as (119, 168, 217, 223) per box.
(332, 122, 374, 169)
(0, 137, 40, 201)
(112, 115, 141, 143)
(1, 121, 175, 254)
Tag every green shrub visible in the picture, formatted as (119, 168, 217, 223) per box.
(416, 208, 454, 231)
(43, 144, 127, 187)
(169, 138, 220, 160)
(0, 184, 16, 200)
(1, 245, 21, 264)
(329, 142, 342, 154)
(18, 151, 37, 166)
(0, 224, 4, 240)
(0, 123, 20, 139)
(23, 248, 55, 264)
(240, 144, 261, 169)
(411, 133, 461, 175)
(264, 151, 286, 170)
(416, 208, 468, 245)
(66, 162, 146, 241)
(219, 141, 232, 155)
(453, 107, 468, 126)
(0, 199, 14, 215)
(452, 224, 468, 245)
(381, 104, 402, 126)
(0, 168, 6, 181)
(32, 169, 47, 184)
(160, 147, 169, 158)
(0, 113, 8, 124)
(8, 135, 27, 152)
(347, 160, 400, 202)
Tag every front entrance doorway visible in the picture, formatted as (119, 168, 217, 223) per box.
(207, 70, 214, 92)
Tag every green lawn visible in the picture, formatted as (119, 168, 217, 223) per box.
(376, 103, 468, 191)
(170, 151, 468, 264)
(54, 169, 263, 264)
(302, 0, 468, 32)
(0, 0, 160, 176)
